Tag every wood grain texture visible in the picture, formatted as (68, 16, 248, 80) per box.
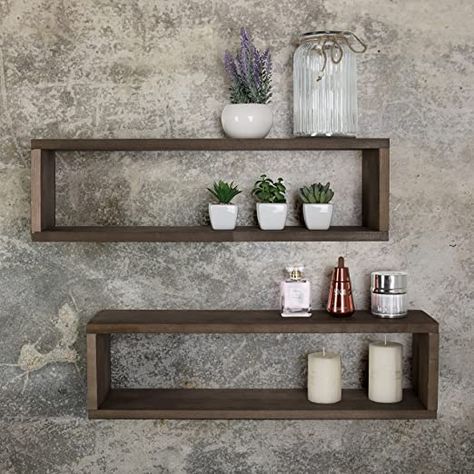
(31, 226, 389, 242)
(86, 309, 439, 334)
(88, 388, 434, 420)
(412, 332, 439, 412)
(31, 137, 390, 151)
(362, 148, 390, 232)
(31, 149, 55, 233)
(87, 334, 111, 410)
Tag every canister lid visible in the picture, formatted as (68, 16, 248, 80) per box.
(371, 271, 407, 293)
(300, 31, 348, 42)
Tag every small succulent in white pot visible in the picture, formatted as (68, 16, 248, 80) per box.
(207, 180, 242, 230)
(252, 175, 287, 230)
(300, 182, 335, 230)
(221, 28, 273, 139)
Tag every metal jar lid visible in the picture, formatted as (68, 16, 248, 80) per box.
(371, 271, 407, 294)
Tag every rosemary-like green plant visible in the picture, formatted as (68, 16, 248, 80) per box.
(299, 182, 335, 204)
(207, 180, 242, 204)
(252, 174, 286, 203)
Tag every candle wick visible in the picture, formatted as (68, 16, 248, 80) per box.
(384, 335, 387, 345)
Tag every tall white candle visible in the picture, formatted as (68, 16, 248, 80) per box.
(307, 349, 342, 404)
(368, 339, 403, 403)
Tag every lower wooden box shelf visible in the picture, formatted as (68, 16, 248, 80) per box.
(86, 310, 439, 420)
(89, 388, 433, 420)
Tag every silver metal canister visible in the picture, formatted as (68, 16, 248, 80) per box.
(370, 271, 408, 318)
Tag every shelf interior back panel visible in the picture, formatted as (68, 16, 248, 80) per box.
(54, 149, 362, 228)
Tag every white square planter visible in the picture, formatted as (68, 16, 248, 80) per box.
(256, 203, 288, 230)
(303, 204, 333, 230)
(209, 204, 238, 230)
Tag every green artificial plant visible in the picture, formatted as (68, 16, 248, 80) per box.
(252, 174, 286, 203)
(207, 180, 242, 204)
(299, 182, 335, 204)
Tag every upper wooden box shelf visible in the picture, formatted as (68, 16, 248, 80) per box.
(31, 138, 390, 242)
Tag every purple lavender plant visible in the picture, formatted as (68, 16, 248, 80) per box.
(224, 28, 272, 104)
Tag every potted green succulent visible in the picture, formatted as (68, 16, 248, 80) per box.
(222, 28, 273, 138)
(252, 175, 287, 230)
(207, 180, 242, 230)
(299, 182, 335, 230)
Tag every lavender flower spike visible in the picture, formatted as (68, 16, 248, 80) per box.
(238, 28, 252, 83)
(224, 51, 238, 80)
(240, 27, 252, 50)
(252, 48, 262, 87)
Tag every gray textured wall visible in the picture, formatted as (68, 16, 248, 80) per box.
(1, 0, 473, 472)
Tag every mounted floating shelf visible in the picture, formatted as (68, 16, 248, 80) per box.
(32, 226, 386, 242)
(87, 310, 438, 420)
(31, 138, 390, 242)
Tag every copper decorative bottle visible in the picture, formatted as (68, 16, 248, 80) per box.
(327, 256, 355, 317)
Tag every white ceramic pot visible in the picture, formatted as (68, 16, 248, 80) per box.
(303, 204, 333, 230)
(209, 204, 238, 230)
(221, 104, 273, 139)
(256, 203, 287, 230)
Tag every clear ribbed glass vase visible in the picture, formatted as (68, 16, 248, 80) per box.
(293, 31, 363, 137)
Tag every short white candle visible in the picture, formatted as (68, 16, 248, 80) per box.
(368, 338, 403, 403)
(307, 349, 342, 404)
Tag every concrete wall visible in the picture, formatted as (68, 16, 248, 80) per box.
(1, 0, 473, 472)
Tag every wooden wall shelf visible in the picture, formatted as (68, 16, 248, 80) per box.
(91, 388, 429, 420)
(32, 226, 387, 242)
(32, 137, 389, 151)
(31, 138, 390, 242)
(87, 310, 438, 420)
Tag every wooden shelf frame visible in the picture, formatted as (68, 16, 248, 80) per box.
(31, 138, 390, 242)
(87, 310, 438, 420)
(32, 226, 386, 242)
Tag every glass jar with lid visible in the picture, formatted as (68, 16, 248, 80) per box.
(293, 31, 366, 137)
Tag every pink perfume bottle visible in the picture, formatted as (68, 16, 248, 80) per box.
(280, 266, 312, 317)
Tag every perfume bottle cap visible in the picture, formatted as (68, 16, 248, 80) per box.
(286, 265, 304, 280)
(331, 256, 351, 282)
(327, 256, 355, 316)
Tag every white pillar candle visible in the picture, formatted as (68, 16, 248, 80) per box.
(307, 349, 342, 404)
(368, 339, 403, 403)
